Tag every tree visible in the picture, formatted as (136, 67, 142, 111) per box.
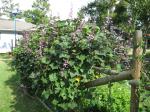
(80, 0, 130, 29)
(80, 0, 112, 26)
(0, 0, 19, 18)
(80, 0, 150, 33)
(23, 0, 50, 25)
(127, 0, 150, 33)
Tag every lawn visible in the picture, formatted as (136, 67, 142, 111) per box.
(0, 55, 49, 112)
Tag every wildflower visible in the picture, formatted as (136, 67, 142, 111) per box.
(75, 76, 81, 83)
(63, 60, 69, 68)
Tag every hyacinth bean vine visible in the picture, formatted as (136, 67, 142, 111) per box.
(12, 19, 128, 111)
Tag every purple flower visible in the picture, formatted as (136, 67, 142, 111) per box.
(63, 60, 69, 68)
(87, 34, 94, 41)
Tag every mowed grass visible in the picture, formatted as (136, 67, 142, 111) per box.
(0, 55, 49, 112)
(0, 53, 12, 59)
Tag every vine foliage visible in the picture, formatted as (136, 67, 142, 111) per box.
(12, 19, 128, 111)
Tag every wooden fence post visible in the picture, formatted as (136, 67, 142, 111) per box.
(130, 30, 143, 112)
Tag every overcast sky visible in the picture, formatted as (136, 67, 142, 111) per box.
(13, 0, 94, 19)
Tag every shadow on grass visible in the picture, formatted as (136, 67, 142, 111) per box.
(0, 53, 12, 59)
(4, 63, 49, 112)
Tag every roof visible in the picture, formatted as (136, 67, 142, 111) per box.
(0, 19, 35, 32)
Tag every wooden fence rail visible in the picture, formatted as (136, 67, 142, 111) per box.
(82, 70, 132, 88)
(92, 66, 119, 75)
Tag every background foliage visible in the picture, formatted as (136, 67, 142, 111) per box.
(80, 0, 150, 34)
(0, 0, 19, 18)
(23, 0, 50, 25)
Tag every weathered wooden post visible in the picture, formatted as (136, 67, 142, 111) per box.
(130, 30, 143, 112)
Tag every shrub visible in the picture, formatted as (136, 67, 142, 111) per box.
(139, 52, 150, 112)
(12, 19, 129, 111)
(82, 82, 130, 112)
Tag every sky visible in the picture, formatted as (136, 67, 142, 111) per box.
(13, 0, 94, 19)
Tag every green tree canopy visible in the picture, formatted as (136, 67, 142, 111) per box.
(0, 0, 19, 18)
(80, 0, 112, 26)
(127, 0, 150, 33)
(23, 0, 50, 25)
(80, 0, 150, 33)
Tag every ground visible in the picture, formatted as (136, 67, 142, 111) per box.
(0, 54, 49, 112)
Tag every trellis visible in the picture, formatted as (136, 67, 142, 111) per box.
(81, 30, 149, 112)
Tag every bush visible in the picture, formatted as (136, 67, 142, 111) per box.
(12, 19, 129, 111)
(81, 82, 130, 112)
(139, 52, 150, 112)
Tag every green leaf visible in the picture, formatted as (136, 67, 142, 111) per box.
(59, 88, 67, 100)
(69, 72, 77, 78)
(41, 57, 49, 64)
(49, 63, 58, 70)
(41, 57, 46, 63)
(82, 25, 91, 34)
(60, 81, 65, 87)
(41, 76, 48, 84)
(116, 64, 122, 72)
(49, 74, 58, 81)
(59, 53, 70, 58)
(42, 90, 49, 100)
(77, 55, 86, 62)
(55, 87, 61, 94)
(29, 72, 36, 79)
(68, 102, 77, 109)
(52, 99, 59, 105)
(68, 60, 74, 66)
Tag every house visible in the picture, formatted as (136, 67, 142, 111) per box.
(0, 19, 35, 53)
(144, 34, 150, 49)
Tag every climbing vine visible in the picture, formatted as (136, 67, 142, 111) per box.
(12, 19, 130, 111)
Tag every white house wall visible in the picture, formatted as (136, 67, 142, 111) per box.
(0, 33, 22, 53)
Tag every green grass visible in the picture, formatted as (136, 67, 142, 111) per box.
(146, 49, 150, 53)
(0, 53, 12, 59)
(0, 55, 49, 112)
